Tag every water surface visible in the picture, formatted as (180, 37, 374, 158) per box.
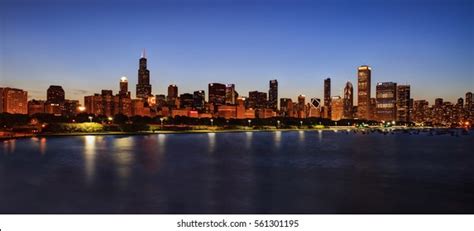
(1, 130, 473, 213)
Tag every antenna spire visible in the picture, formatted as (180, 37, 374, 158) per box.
(141, 48, 146, 58)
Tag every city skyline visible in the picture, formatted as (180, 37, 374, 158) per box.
(1, 0, 473, 104)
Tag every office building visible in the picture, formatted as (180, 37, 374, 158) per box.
(136, 50, 152, 99)
(357, 65, 372, 119)
(268, 79, 278, 110)
(376, 82, 397, 121)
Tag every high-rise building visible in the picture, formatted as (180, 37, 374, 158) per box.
(179, 93, 194, 108)
(375, 82, 397, 121)
(62, 100, 80, 117)
(413, 100, 429, 123)
(280, 98, 293, 117)
(396, 85, 411, 122)
(357, 65, 372, 119)
(208, 83, 226, 109)
(331, 96, 344, 121)
(47, 85, 65, 104)
(193, 90, 206, 112)
(167, 84, 178, 108)
(248, 91, 267, 109)
(343, 81, 353, 119)
(324, 78, 331, 117)
(268, 79, 278, 110)
(0, 87, 28, 114)
(225, 84, 237, 105)
(466, 92, 473, 111)
(136, 50, 152, 99)
(119, 76, 130, 98)
(155, 94, 167, 109)
(297, 95, 306, 118)
(236, 97, 246, 119)
(85, 90, 132, 117)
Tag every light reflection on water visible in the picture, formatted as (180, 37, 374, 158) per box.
(207, 133, 216, 152)
(274, 131, 281, 149)
(0, 131, 473, 213)
(84, 135, 97, 184)
(114, 137, 133, 183)
(245, 131, 253, 149)
(2, 140, 15, 154)
(298, 130, 305, 142)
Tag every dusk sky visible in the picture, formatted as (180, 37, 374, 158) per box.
(1, 0, 473, 105)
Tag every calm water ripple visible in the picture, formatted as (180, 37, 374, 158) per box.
(0, 130, 473, 213)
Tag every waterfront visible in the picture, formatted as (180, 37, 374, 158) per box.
(0, 130, 473, 213)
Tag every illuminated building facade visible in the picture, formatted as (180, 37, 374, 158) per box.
(136, 50, 152, 99)
(208, 83, 226, 110)
(331, 96, 343, 121)
(280, 98, 293, 117)
(396, 85, 411, 122)
(0, 87, 28, 114)
(225, 84, 237, 105)
(343, 81, 353, 119)
(167, 85, 178, 108)
(357, 65, 372, 119)
(324, 78, 331, 118)
(268, 79, 278, 111)
(28, 99, 45, 115)
(376, 82, 397, 121)
(248, 91, 267, 109)
(193, 90, 205, 112)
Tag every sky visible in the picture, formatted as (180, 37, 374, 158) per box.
(0, 0, 473, 105)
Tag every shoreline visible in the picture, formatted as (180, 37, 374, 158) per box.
(1, 126, 470, 141)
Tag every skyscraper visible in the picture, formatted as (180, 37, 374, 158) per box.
(166, 84, 178, 108)
(343, 81, 353, 119)
(225, 84, 237, 105)
(466, 92, 473, 111)
(376, 82, 397, 121)
(324, 78, 331, 117)
(193, 90, 205, 111)
(396, 85, 411, 122)
(413, 100, 429, 123)
(119, 76, 130, 98)
(208, 83, 226, 107)
(331, 96, 344, 121)
(136, 50, 152, 99)
(268, 79, 278, 111)
(0, 87, 28, 114)
(357, 65, 371, 119)
(47, 85, 65, 104)
(248, 91, 267, 109)
(179, 93, 194, 108)
(297, 94, 306, 118)
(280, 98, 293, 117)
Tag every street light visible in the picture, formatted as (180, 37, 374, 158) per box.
(300, 121, 303, 127)
(248, 119, 251, 127)
(160, 117, 164, 129)
(277, 120, 280, 128)
(210, 118, 214, 127)
(88, 116, 93, 122)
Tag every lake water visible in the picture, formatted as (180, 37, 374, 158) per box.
(1, 130, 473, 213)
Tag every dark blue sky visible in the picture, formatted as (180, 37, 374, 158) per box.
(1, 0, 473, 104)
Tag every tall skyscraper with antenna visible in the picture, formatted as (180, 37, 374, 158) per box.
(136, 49, 152, 99)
